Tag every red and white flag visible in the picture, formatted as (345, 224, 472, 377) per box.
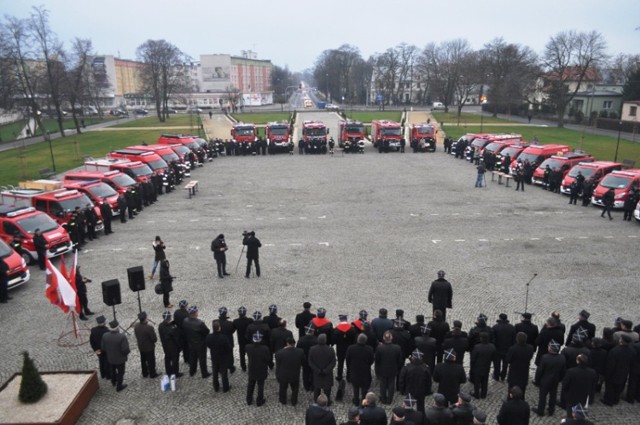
(45, 258, 77, 313)
(60, 252, 81, 314)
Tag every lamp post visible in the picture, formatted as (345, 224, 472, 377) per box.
(614, 120, 622, 162)
(480, 112, 484, 133)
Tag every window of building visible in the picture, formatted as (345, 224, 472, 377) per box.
(630, 106, 637, 117)
(603, 101, 612, 110)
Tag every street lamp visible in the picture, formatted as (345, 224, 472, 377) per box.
(614, 120, 622, 162)
(480, 112, 484, 133)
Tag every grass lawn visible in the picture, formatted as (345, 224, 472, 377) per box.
(444, 125, 640, 167)
(344, 111, 402, 122)
(432, 111, 507, 125)
(0, 116, 118, 143)
(0, 130, 161, 187)
(0, 121, 27, 142)
(230, 112, 292, 124)
(111, 114, 205, 128)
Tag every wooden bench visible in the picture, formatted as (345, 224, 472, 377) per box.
(184, 180, 198, 198)
(39, 168, 55, 179)
(491, 171, 513, 187)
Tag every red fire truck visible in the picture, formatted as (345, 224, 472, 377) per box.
(409, 123, 436, 152)
(338, 120, 366, 151)
(371, 120, 403, 153)
(231, 123, 257, 144)
(0, 235, 30, 289)
(84, 159, 154, 185)
(302, 120, 328, 154)
(266, 121, 292, 154)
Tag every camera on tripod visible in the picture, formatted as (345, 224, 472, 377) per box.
(242, 230, 253, 237)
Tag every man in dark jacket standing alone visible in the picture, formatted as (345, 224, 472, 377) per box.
(211, 233, 230, 278)
(243, 231, 262, 278)
(428, 270, 452, 320)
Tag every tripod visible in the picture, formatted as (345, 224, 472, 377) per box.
(234, 245, 245, 274)
(111, 304, 130, 334)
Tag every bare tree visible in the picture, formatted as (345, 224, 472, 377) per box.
(480, 38, 540, 116)
(542, 30, 608, 127)
(0, 30, 20, 111)
(313, 45, 367, 104)
(136, 39, 187, 121)
(30, 6, 67, 136)
(64, 38, 93, 133)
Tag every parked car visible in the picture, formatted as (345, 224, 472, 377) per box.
(187, 107, 203, 113)
(431, 102, 445, 111)
(134, 108, 149, 116)
(110, 109, 129, 117)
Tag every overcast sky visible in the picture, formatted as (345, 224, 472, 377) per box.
(2, 0, 639, 71)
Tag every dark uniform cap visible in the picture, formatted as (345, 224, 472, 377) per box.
(392, 406, 405, 418)
(348, 407, 360, 419)
(579, 309, 590, 319)
(317, 308, 326, 317)
(572, 403, 588, 419)
(433, 393, 446, 405)
(188, 305, 198, 314)
(253, 311, 262, 320)
(499, 313, 508, 321)
(477, 314, 487, 323)
(359, 310, 368, 319)
(218, 306, 228, 317)
(458, 392, 472, 402)
(109, 320, 119, 329)
(138, 311, 147, 322)
(472, 409, 487, 423)
(338, 314, 348, 322)
(96, 315, 106, 324)
(521, 312, 532, 320)
(238, 306, 247, 315)
(269, 304, 277, 314)
(395, 309, 404, 317)
(178, 300, 188, 308)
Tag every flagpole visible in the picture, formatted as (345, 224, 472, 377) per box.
(71, 311, 78, 338)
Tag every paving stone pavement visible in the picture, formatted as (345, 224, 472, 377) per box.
(1, 130, 639, 424)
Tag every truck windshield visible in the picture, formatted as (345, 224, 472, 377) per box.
(600, 175, 632, 189)
(381, 128, 401, 136)
(304, 128, 326, 136)
(172, 146, 191, 156)
(485, 143, 503, 153)
(235, 129, 254, 136)
(129, 165, 153, 177)
(147, 159, 168, 171)
(345, 125, 364, 134)
(17, 213, 59, 234)
(416, 126, 433, 136)
(161, 152, 180, 163)
(518, 153, 542, 164)
(538, 159, 563, 170)
(87, 183, 118, 199)
(0, 239, 13, 258)
(471, 139, 489, 148)
(500, 147, 521, 157)
(185, 142, 199, 151)
(269, 127, 288, 135)
(567, 166, 595, 179)
(58, 194, 93, 212)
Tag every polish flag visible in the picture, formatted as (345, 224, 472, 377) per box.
(60, 252, 81, 314)
(45, 258, 77, 313)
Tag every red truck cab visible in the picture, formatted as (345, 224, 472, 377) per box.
(0, 205, 73, 264)
(531, 152, 594, 186)
(231, 123, 257, 145)
(266, 121, 291, 153)
(371, 120, 403, 152)
(560, 161, 623, 195)
(107, 150, 168, 175)
(592, 169, 640, 209)
(84, 159, 154, 185)
(64, 169, 137, 195)
(0, 187, 104, 232)
(465, 134, 522, 161)
(61, 179, 119, 215)
(509, 144, 570, 174)
(338, 120, 366, 148)
(0, 233, 30, 289)
(409, 123, 436, 152)
(302, 120, 329, 154)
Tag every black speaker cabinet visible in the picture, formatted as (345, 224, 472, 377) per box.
(127, 266, 145, 292)
(102, 279, 121, 306)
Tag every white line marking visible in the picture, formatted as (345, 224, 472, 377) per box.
(604, 236, 614, 239)
(555, 237, 563, 241)
(318, 215, 326, 219)
(264, 243, 275, 247)
(168, 219, 176, 223)
(82, 249, 93, 253)
(628, 235, 637, 238)
(454, 239, 465, 242)
(146, 220, 155, 224)
(430, 213, 439, 216)
(299, 217, 307, 220)
(503, 238, 514, 241)
(530, 238, 540, 240)
(137, 247, 146, 250)
(318, 242, 329, 246)
(212, 218, 221, 221)
(452, 213, 460, 216)
(534, 212, 544, 215)
(233, 218, 242, 221)
(431, 240, 441, 244)
(246, 205, 253, 207)
(189, 219, 199, 222)
(575, 211, 583, 214)
(112, 248, 123, 251)
(278, 217, 286, 220)
(495, 212, 502, 215)
(289, 243, 302, 246)
(578, 236, 588, 239)
(478, 239, 488, 242)
(410, 213, 419, 217)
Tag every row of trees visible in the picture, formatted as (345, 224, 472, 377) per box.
(311, 32, 639, 127)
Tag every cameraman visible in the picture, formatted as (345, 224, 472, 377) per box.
(242, 231, 262, 278)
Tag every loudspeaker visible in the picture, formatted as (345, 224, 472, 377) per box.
(102, 279, 121, 306)
(127, 266, 145, 292)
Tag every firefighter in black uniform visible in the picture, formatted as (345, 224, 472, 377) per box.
(125, 188, 136, 219)
(242, 231, 262, 278)
(85, 204, 97, 240)
(117, 193, 127, 223)
(74, 207, 87, 246)
(9, 233, 26, 258)
(100, 198, 113, 235)
(233, 306, 254, 372)
(211, 234, 229, 278)
(298, 139, 305, 155)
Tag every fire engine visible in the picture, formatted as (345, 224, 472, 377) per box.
(231, 123, 257, 144)
(0, 185, 104, 233)
(409, 123, 436, 152)
(371, 120, 403, 153)
(64, 169, 138, 195)
(302, 120, 328, 154)
(338, 120, 366, 152)
(61, 179, 120, 216)
(266, 121, 292, 154)
(84, 159, 154, 185)
(0, 236, 29, 289)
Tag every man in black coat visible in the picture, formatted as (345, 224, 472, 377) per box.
(345, 333, 374, 406)
(308, 333, 337, 404)
(211, 234, 229, 278)
(99, 198, 113, 235)
(242, 231, 262, 278)
(173, 300, 190, 364)
(602, 334, 635, 406)
(399, 349, 432, 413)
(428, 270, 452, 320)
(492, 313, 516, 382)
(296, 302, 315, 338)
(433, 348, 466, 406)
(414, 325, 437, 373)
(371, 308, 393, 343)
(332, 314, 356, 382)
(562, 332, 590, 369)
(246, 331, 271, 406)
(89, 315, 111, 380)
(33, 228, 47, 270)
(375, 331, 403, 404)
(305, 394, 337, 425)
(298, 324, 319, 391)
(565, 310, 596, 346)
(532, 339, 565, 416)
(497, 386, 529, 425)
(561, 354, 598, 417)
(271, 319, 294, 357)
(117, 193, 127, 223)
(427, 310, 450, 364)
(275, 337, 305, 405)
(265, 304, 281, 330)
(442, 323, 469, 367)
(423, 393, 453, 425)
(217, 307, 236, 373)
(359, 392, 387, 425)
(506, 332, 534, 398)
(158, 311, 182, 378)
(183, 306, 211, 378)
(389, 318, 412, 360)
(401, 396, 424, 425)
(246, 311, 271, 354)
(468, 314, 494, 353)
(470, 332, 495, 399)
(206, 320, 233, 392)
(233, 306, 253, 371)
(535, 316, 565, 366)
(515, 312, 538, 350)
(450, 392, 474, 425)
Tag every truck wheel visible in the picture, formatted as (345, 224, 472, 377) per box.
(22, 252, 34, 265)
